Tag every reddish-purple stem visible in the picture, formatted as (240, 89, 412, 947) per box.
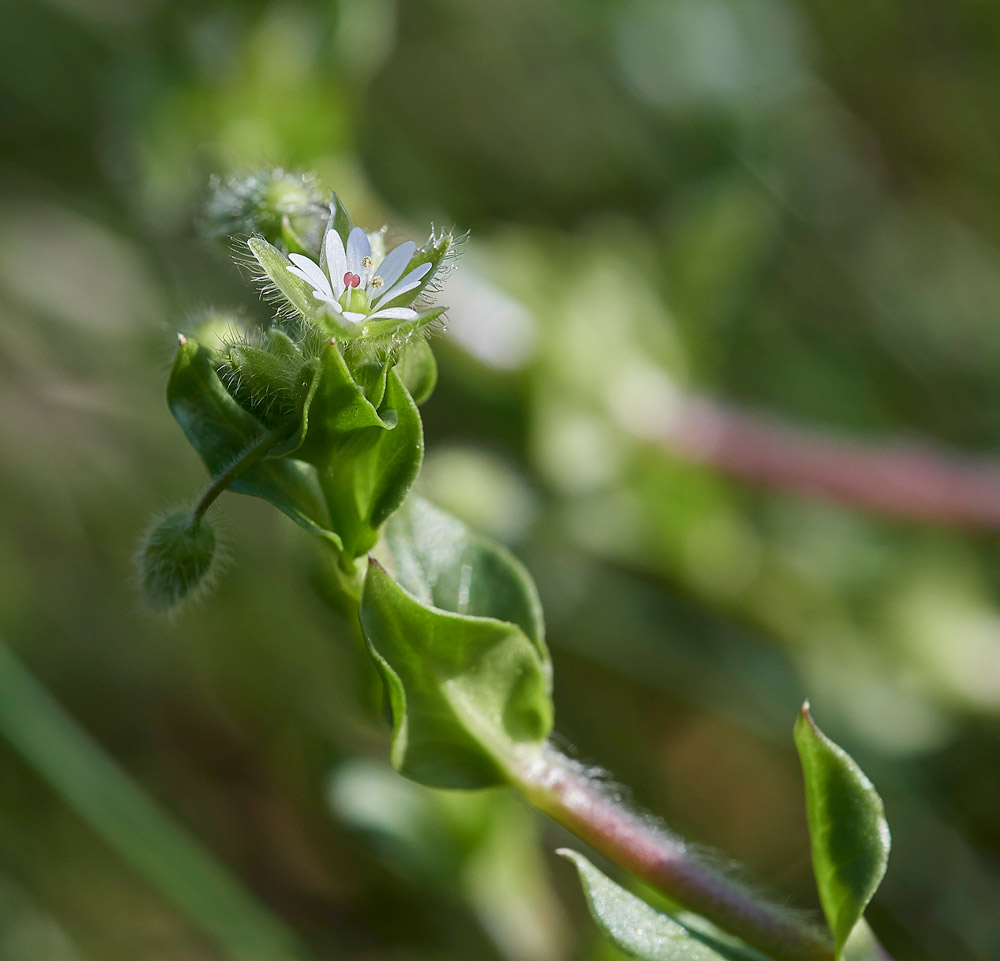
(648, 395, 1000, 528)
(514, 747, 834, 961)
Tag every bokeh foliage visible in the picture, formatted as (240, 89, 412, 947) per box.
(2, 0, 1000, 959)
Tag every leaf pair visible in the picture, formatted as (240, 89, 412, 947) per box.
(560, 708, 891, 961)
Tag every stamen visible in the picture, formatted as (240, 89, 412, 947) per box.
(371, 276, 384, 289)
(361, 256, 374, 270)
(344, 271, 361, 288)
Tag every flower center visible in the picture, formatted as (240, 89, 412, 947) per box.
(344, 271, 361, 288)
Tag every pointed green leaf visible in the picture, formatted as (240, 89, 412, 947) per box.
(558, 850, 770, 961)
(794, 705, 890, 959)
(359, 500, 553, 788)
(167, 336, 341, 549)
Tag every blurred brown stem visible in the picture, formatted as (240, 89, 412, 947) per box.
(645, 395, 1000, 528)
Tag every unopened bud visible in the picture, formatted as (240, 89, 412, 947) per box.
(204, 169, 326, 252)
(136, 511, 220, 612)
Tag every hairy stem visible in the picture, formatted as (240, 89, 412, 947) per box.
(193, 430, 284, 520)
(510, 745, 836, 961)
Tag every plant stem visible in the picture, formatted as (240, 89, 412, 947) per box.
(623, 389, 1000, 529)
(510, 744, 835, 961)
(193, 431, 283, 520)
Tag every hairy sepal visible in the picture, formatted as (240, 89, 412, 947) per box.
(247, 236, 358, 339)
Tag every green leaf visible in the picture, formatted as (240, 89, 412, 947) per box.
(794, 704, 890, 959)
(558, 850, 770, 961)
(366, 370, 425, 528)
(396, 339, 438, 406)
(167, 336, 341, 549)
(292, 340, 387, 464)
(382, 496, 547, 667)
(246, 236, 356, 339)
(359, 499, 553, 788)
(296, 359, 423, 558)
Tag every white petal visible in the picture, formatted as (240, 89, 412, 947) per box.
(341, 311, 366, 324)
(345, 227, 371, 275)
(371, 241, 415, 293)
(373, 261, 432, 306)
(288, 255, 332, 299)
(324, 230, 347, 297)
(314, 291, 342, 311)
(366, 307, 419, 322)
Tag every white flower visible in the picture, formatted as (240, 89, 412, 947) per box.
(287, 226, 433, 326)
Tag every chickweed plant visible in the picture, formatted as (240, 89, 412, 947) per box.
(139, 171, 893, 961)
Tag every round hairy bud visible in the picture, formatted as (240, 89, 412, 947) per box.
(136, 511, 220, 612)
(204, 169, 326, 251)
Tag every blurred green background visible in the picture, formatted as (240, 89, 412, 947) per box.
(2, 0, 1000, 958)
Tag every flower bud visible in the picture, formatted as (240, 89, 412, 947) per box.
(217, 328, 315, 430)
(204, 169, 326, 252)
(136, 511, 220, 612)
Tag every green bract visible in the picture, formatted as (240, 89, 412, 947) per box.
(794, 705, 890, 959)
(359, 498, 553, 789)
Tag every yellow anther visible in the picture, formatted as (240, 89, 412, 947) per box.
(371, 276, 384, 288)
(362, 256, 374, 270)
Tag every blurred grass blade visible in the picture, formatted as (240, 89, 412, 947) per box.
(0, 641, 314, 961)
(794, 704, 890, 958)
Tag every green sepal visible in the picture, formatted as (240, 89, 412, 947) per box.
(217, 335, 309, 433)
(359, 307, 447, 347)
(246, 236, 357, 340)
(359, 498, 553, 788)
(396, 339, 438, 406)
(558, 850, 771, 961)
(794, 704, 890, 959)
(378, 232, 454, 311)
(167, 336, 341, 549)
(322, 191, 355, 268)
